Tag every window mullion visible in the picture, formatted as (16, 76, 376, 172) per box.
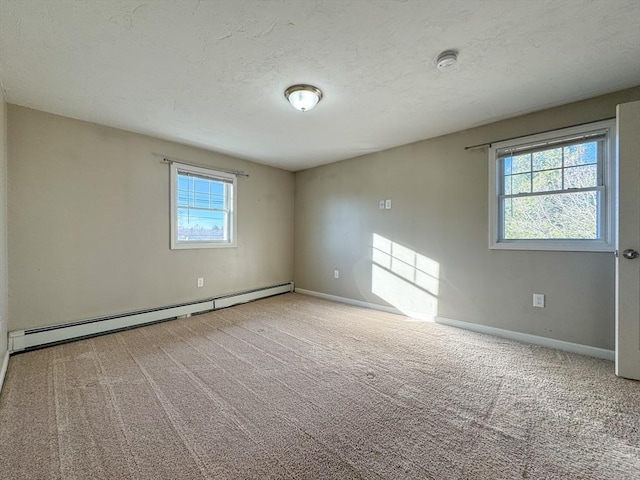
(501, 185, 603, 200)
(529, 153, 533, 194)
(561, 146, 565, 190)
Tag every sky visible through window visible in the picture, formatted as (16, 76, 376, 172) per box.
(177, 172, 228, 241)
(501, 140, 601, 240)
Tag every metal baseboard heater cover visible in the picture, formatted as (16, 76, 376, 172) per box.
(8, 282, 293, 353)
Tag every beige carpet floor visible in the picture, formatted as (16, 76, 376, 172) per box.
(0, 292, 638, 479)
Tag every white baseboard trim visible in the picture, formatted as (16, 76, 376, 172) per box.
(0, 348, 9, 395)
(295, 288, 403, 316)
(294, 288, 614, 361)
(436, 316, 614, 361)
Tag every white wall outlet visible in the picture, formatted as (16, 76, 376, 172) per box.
(385, 199, 392, 209)
(334, 269, 340, 279)
(197, 277, 204, 288)
(533, 293, 545, 308)
(379, 200, 385, 209)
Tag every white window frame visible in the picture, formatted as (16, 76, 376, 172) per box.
(488, 119, 616, 252)
(170, 162, 237, 249)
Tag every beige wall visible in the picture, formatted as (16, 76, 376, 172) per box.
(294, 86, 640, 350)
(0, 92, 7, 357)
(7, 87, 640, 348)
(8, 106, 294, 331)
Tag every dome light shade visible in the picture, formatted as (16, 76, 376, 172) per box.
(285, 84, 323, 111)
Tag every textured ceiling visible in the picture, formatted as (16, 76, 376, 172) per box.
(1, 0, 639, 171)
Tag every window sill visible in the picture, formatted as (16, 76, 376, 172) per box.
(171, 242, 237, 250)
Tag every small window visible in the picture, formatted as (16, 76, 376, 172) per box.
(170, 163, 236, 249)
(489, 120, 616, 251)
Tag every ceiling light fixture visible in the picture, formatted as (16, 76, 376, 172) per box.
(435, 50, 458, 71)
(284, 84, 323, 112)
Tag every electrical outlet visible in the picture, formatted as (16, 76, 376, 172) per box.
(533, 293, 545, 308)
(197, 277, 204, 288)
(385, 199, 392, 209)
(379, 200, 385, 209)
(334, 270, 340, 279)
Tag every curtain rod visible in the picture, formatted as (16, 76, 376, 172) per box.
(158, 154, 249, 177)
(464, 117, 615, 151)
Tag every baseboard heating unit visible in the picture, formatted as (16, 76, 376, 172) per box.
(8, 282, 294, 353)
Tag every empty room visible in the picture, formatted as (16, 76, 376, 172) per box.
(0, 1, 639, 479)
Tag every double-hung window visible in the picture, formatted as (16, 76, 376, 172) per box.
(170, 162, 236, 249)
(489, 119, 616, 251)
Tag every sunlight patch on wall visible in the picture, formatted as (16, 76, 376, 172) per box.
(372, 233, 439, 321)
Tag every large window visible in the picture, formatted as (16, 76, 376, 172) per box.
(170, 163, 236, 249)
(489, 120, 616, 251)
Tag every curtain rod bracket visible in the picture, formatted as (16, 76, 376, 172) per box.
(465, 143, 492, 151)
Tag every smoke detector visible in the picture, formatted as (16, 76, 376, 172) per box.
(435, 50, 459, 71)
